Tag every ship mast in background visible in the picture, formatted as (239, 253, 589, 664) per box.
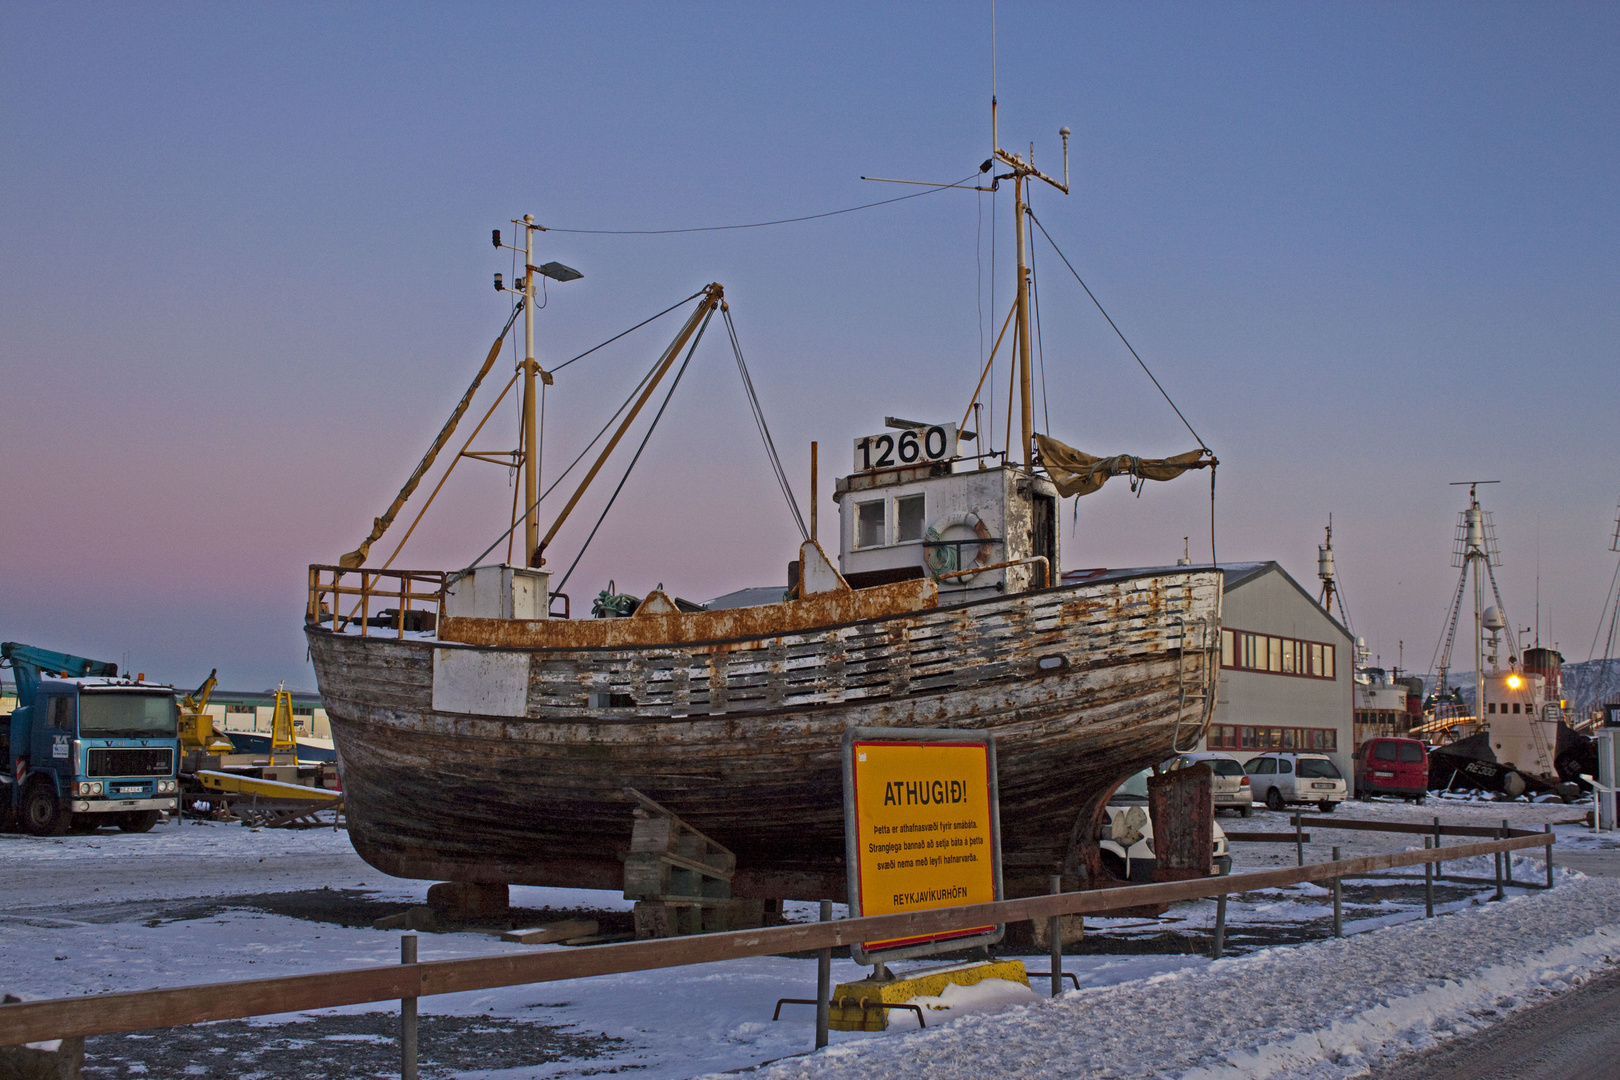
(1433, 481, 1516, 722)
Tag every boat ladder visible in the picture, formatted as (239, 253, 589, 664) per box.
(1170, 614, 1216, 754)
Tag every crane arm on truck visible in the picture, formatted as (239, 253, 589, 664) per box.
(1, 642, 118, 711)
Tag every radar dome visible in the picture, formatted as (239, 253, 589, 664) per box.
(1482, 605, 1506, 632)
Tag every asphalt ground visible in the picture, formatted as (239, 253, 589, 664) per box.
(1366, 960, 1620, 1080)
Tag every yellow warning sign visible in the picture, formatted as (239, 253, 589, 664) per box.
(847, 737, 999, 955)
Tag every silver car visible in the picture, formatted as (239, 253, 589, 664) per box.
(1244, 752, 1348, 813)
(1163, 751, 1254, 818)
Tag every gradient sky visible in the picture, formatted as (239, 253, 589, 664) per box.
(3, 3, 1617, 691)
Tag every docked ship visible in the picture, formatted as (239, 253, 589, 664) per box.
(305, 123, 1223, 901)
(1418, 483, 1594, 799)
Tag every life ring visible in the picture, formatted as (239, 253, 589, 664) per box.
(924, 511, 994, 580)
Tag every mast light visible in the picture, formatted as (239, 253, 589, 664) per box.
(536, 261, 583, 283)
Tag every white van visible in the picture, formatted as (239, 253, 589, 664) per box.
(1244, 752, 1347, 812)
(1099, 768, 1233, 883)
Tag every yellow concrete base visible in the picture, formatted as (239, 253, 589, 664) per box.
(828, 959, 1029, 1031)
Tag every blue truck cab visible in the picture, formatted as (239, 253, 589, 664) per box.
(3, 675, 180, 835)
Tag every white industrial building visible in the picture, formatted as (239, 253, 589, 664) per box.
(1196, 561, 1356, 779)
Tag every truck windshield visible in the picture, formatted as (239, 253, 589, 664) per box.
(78, 692, 177, 738)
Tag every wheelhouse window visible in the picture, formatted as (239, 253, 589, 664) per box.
(895, 494, 926, 543)
(856, 500, 886, 548)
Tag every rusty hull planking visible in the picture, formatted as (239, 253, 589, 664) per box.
(308, 569, 1221, 900)
(439, 577, 938, 649)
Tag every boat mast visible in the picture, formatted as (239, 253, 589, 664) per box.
(1452, 480, 1499, 724)
(521, 215, 543, 567)
(991, 97, 1069, 466)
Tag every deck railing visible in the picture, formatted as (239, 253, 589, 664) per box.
(307, 565, 447, 638)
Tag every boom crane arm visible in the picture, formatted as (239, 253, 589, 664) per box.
(1, 642, 118, 711)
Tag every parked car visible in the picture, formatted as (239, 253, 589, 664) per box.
(1243, 752, 1347, 812)
(1099, 768, 1233, 883)
(1355, 737, 1429, 803)
(1162, 751, 1254, 817)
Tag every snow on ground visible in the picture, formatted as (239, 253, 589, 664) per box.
(736, 866, 1620, 1080)
(1, 799, 1615, 1079)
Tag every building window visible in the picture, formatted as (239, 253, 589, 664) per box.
(227, 704, 256, 714)
(1210, 725, 1337, 753)
(895, 494, 926, 543)
(856, 501, 885, 548)
(1221, 627, 1339, 681)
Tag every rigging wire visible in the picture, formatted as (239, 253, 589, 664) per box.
(457, 291, 710, 571)
(1026, 209, 1207, 451)
(459, 333, 674, 574)
(1028, 190, 1051, 433)
(555, 307, 717, 594)
(552, 289, 708, 373)
(724, 306, 807, 539)
(976, 183, 985, 395)
(1587, 550, 1620, 662)
(541, 175, 979, 236)
(1024, 208, 1220, 566)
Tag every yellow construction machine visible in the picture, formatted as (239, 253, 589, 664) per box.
(178, 669, 235, 766)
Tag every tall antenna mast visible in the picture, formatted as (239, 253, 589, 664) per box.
(992, 105, 1070, 466)
(863, 44, 1070, 468)
(1317, 514, 1352, 631)
(494, 216, 581, 567)
(1436, 481, 1501, 726)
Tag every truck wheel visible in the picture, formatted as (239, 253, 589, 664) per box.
(1318, 801, 1336, 813)
(115, 810, 160, 833)
(21, 782, 69, 837)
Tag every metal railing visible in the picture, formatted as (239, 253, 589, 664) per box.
(0, 828, 1556, 1050)
(307, 565, 446, 639)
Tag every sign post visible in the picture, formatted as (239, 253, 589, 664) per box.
(841, 727, 1003, 966)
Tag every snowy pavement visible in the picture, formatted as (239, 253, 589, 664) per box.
(1, 798, 1616, 1079)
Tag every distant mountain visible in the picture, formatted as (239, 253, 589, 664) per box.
(1560, 658, 1620, 710)
(1420, 657, 1620, 712)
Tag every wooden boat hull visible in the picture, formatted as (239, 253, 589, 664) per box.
(306, 568, 1222, 899)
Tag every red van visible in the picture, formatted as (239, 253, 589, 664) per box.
(1355, 737, 1429, 803)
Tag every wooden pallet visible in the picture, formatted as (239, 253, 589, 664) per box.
(623, 787, 756, 937)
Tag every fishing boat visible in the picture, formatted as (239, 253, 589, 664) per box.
(1418, 483, 1593, 799)
(305, 119, 1224, 902)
